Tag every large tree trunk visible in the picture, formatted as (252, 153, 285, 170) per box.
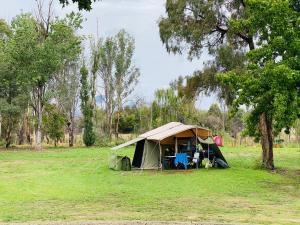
(68, 110, 75, 147)
(0, 114, 2, 138)
(115, 111, 120, 139)
(35, 86, 43, 150)
(5, 125, 12, 148)
(25, 107, 32, 144)
(259, 113, 274, 170)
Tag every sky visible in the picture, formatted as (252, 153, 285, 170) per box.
(0, 0, 217, 109)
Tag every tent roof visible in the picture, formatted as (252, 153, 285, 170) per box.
(112, 122, 211, 150)
(147, 124, 210, 141)
(139, 122, 182, 138)
(111, 137, 145, 150)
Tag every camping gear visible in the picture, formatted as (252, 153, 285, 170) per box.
(213, 135, 223, 147)
(121, 156, 131, 171)
(192, 152, 200, 169)
(214, 158, 229, 168)
(112, 122, 228, 170)
(174, 153, 189, 169)
(109, 155, 123, 170)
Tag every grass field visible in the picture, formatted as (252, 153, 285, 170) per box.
(0, 146, 299, 224)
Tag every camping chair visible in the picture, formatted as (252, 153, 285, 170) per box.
(174, 153, 189, 170)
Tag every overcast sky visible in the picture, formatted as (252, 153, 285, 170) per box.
(0, 0, 217, 109)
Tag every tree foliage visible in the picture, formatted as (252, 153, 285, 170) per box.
(42, 104, 66, 147)
(59, 0, 97, 10)
(80, 64, 96, 146)
(159, 0, 300, 169)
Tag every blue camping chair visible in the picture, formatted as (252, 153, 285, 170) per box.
(174, 153, 189, 169)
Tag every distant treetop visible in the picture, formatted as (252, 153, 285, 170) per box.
(59, 0, 98, 11)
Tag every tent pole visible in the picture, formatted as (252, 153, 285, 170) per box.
(159, 141, 162, 171)
(175, 137, 178, 154)
(196, 128, 198, 148)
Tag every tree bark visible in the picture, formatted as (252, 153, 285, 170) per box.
(5, 126, 12, 148)
(68, 110, 75, 147)
(0, 114, 2, 138)
(259, 113, 274, 170)
(35, 86, 43, 150)
(115, 110, 120, 139)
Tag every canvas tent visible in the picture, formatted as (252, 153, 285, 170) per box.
(112, 122, 227, 169)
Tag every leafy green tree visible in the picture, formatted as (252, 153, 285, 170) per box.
(80, 64, 95, 146)
(94, 30, 140, 138)
(55, 12, 83, 147)
(221, 0, 300, 169)
(42, 104, 66, 147)
(188, 45, 246, 106)
(0, 19, 29, 148)
(114, 30, 140, 138)
(59, 0, 97, 10)
(208, 104, 222, 119)
(98, 37, 116, 138)
(159, 0, 300, 169)
(8, 10, 81, 150)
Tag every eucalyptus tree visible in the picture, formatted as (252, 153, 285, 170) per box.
(80, 64, 95, 146)
(221, 0, 300, 169)
(8, 10, 81, 150)
(89, 37, 101, 115)
(55, 60, 81, 147)
(98, 37, 116, 138)
(114, 30, 140, 138)
(0, 19, 30, 147)
(159, 0, 300, 169)
(59, 0, 97, 10)
(54, 12, 83, 147)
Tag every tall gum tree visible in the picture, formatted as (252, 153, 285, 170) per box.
(159, 0, 300, 169)
(9, 8, 81, 150)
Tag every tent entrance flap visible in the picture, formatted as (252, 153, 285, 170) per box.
(132, 140, 145, 168)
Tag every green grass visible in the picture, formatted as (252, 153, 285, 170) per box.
(0, 146, 299, 224)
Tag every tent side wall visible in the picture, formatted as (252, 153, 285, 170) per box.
(141, 140, 160, 169)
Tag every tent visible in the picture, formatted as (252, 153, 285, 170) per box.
(112, 122, 228, 169)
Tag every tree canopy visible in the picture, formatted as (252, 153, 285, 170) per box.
(59, 0, 97, 10)
(159, 0, 300, 169)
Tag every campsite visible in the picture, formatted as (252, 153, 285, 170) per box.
(111, 122, 228, 170)
(1, 0, 300, 224)
(0, 146, 300, 224)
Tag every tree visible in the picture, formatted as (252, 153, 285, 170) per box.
(59, 0, 97, 10)
(80, 64, 96, 146)
(55, 12, 83, 147)
(42, 104, 65, 147)
(114, 30, 140, 138)
(89, 37, 101, 115)
(159, 0, 300, 169)
(186, 45, 246, 107)
(220, 0, 300, 169)
(55, 60, 81, 147)
(98, 37, 116, 138)
(8, 3, 81, 150)
(0, 19, 29, 148)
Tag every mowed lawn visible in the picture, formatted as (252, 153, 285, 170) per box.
(0, 146, 299, 224)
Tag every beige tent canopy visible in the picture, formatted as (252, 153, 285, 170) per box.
(112, 122, 219, 169)
(112, 122, 211, 149)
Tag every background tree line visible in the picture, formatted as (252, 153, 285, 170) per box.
(0, 1, 140, 149)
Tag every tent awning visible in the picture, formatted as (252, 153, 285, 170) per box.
(111, 137, 144, 150)
(147, 124, 210, 141)
(198, 136, 215, 144)
(139, 122, 182, 138)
